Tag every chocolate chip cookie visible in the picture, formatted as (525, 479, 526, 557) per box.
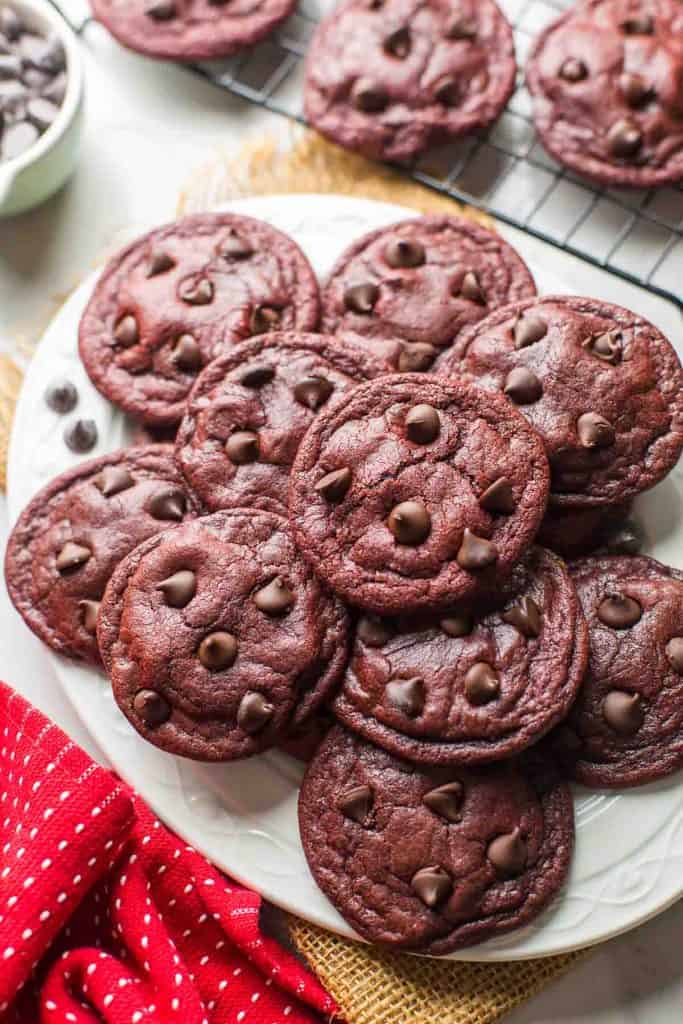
(4, 446, 199, 666)
(334, 547, 588, 765)
(299, 726, 574, 952)
(91, 0, 296, 62)
(320, 216, 536, 372)
(438, 295, 683, 508)
(97, 509, 350, 761)
(79, 213, 320, 427)
(175, 331, 390, 515)
(550, 555, 683, 788)
(537, 501, 642, 560)
(289, 374, 550, 613)
(304, 0, 517, 162)
(527, 0, 683, 188)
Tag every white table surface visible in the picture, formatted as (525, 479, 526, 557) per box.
(0, 19, 681, 1023)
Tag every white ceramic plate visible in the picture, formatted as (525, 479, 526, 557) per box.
(7, 195, 683, 960)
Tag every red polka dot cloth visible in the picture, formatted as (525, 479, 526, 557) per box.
(0, 682, 338, 1023)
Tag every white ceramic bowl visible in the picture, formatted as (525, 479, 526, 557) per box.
(0, 0, 84, 217)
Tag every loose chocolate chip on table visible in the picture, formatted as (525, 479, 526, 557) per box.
(383, 26, 410, 58)
(577, 412, 615, 449)
(178, 277, 213, 306)
(504, 367, 542, 404)
(423, 781, 463, 822)
(388, 501, 431, 545)
(114, 315, 139, 347)
(502, 596, 542, 638)
(241, 365, 274, 388)
(338, 784, 373, 823)
(237, 691, 274, 734)
(458, 270, 485, 304)
(145, 0, 177, 19)
(357, 615, 393, 647)
(157, 569, 196, 608)
(173, 334, 202, 372)
(405, 404, 440, 444)
(198, 631, 238, 670)
(602, 690, 644, 735)
(79, 599, 100, 634)
(440, 612, 472, 637)
(226, 430, 259, 465)
(386, 676, 424, 717)
(315, 467, 352, 503)
(64, 419, 98, 453)
(45, 379, 77, 414)
(464, 662, 499, 705)
(293, 375, 334, 410)
(397, 343, 436, 371)
(434, 75, 459, 106)
(149, 487, 186, 521)
(250, 304, 281, 334)
(559, 57, 587, 82)
(479, 476, 514, 514)
(1, 120, 38, 160)
(619, 72, 653, 108)
(133, 689, 171, 726)
(457, 528, 498, 570)
(487, 828, 527, 876)
(146, 250, 175, 277)
(56, 541, 91, 573)
(411, 866, 452, 908)
(351, 78, 387, 112)
(514, 315, 547, 349)
(96, 465, 133, 497)
(584, 330, 622, 364)
(607, 119, 642, 158)
(384, 238, 425, 268)
(344, 282, 378, 314)
(597, 592, 642, 628)
(253, 576, 294, 615)
(665, 638, 683, 673)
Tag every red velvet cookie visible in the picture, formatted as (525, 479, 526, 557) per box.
(537, 501, 641, 560)
(320, 216, 536, 372)
(79, 214, 320, 427)
(299, 726, 574, 953)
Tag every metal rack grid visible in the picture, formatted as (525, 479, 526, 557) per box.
(64, 0, 683, 305)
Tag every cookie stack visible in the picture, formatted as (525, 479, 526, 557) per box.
(6, 210, 683, 954)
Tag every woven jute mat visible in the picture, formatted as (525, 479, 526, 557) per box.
(1, 127, 590, 1022)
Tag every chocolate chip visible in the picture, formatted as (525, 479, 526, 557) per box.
(157, 570, 196, 608)
(114, 315, 138, 347)
(0, 8, 22, 41)
(254, 577, 294, 615)
(397, 343, 436, 371)
(446, 12, 477, 39)
(226, 431, 259, 465)
(411, 866, 452, 908)
(559, 57, 588, 82)
(351, 78, 387, 112)
(145, 0, 176, 19)
(133, 689, 171, 727)
(249, 305, 280, 334)
(502, 596, 542, 638)
(577, 412, 615, 449)
(456, 529, 498, 571)
(146, 250, 175, 277)
(487, 828, 527, 877)
(315, 467, 351, 503)
(434, 75, 459, 106)
(388, 501, 431, 545)
(479, 476, 514, 515)
(56, 542, 91, 573)
(607, 119, 643, 159)
(405, 404, 440, 444)
(665, 638, 683, 673)
(384, 238, 425, 269)
(25, 96, 57, 130)
(198, 632, 238, 671)
(440, 612, 472, 637)
(621, 15, 654, 34)
(42, 72, 66, 106)
(173, 334, 202, 372)
(344, 282, 378, 314)
(357, 615, 394, 647)
(96, 466, 133, 497)
(338, 784, 373, 824)
(597, 593, 642, 629)
(604, 519, 644, 556)
(386, 677, 424, 717)
(464, 662, 499, 705)
(423, 782, 463, 823)
(178, 277, 213, 306)
(584, 330, 622, 364)
(218, 230, 253, 260)
(241, 365, 274, 388)
(457, 270, 485, 305)
(504, 367, 542, 404)
(22, 35, 64, 73)
(79, 599, 100, 635)
(383, 26, 410, 58)
(514, 315, 547, 349)
(602, 690, 644, 735)
(149, 488, 186, 521)
(619, 72, 653, 108)
(45, 379, 77, 414)
(64, 419, 97, 453)
(293, 375, 334, 410)
(0, 53, 20, 78)
(237, 691, 274, 734)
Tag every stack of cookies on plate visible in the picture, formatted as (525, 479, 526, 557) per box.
(6, 210, 683, 954)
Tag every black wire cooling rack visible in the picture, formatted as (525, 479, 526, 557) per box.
(58, 0, 683, 306)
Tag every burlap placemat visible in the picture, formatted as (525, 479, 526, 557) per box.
(0, 127, 591, 1022)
